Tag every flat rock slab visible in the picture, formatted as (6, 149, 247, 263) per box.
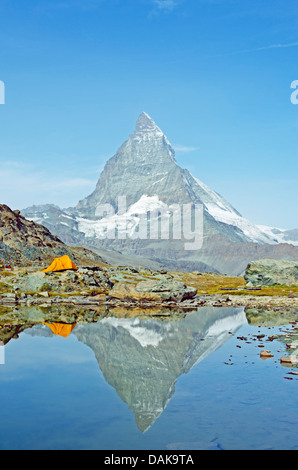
(110, 280, 197, 302)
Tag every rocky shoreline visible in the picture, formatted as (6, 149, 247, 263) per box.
(0, 286, 297, 311)
(0, 294, 296, 309)
(0, 263, 297, 312)
(0, 263, 297, 371)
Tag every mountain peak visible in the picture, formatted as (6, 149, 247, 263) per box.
(135, 112, 162, 134)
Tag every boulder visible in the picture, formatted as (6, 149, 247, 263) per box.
(109, 279, 197, 302)
(244, 259, 298, 287)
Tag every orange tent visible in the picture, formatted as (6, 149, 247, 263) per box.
(43, 322, 77, 338)
(43, 255, 78, 273)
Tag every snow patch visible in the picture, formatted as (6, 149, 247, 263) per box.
(256, 225, 298, 246)
(102, 317, 169, 348)
(191, 175, 278, 244)
(77, 195, 172, 239)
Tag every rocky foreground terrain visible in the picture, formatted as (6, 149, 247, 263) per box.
(0, 262, 297, 311)
(0, 202, 297, 313)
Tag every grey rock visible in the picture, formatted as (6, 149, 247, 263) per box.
(244, 259, 298, 286)
(110, 279, 197, 302)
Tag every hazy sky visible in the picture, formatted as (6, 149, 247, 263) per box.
(0, 0, 297, 228)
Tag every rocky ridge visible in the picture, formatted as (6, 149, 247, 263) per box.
(0, 204, 104, 267)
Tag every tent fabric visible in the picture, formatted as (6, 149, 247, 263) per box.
(43, 255, 78, 273)
(43, 322, 77, 338)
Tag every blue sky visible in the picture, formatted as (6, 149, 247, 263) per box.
(0, 0, 297, 228)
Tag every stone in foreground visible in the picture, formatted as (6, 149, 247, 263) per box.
(244, 259, 298, 287)
(109, 279, 197, 302)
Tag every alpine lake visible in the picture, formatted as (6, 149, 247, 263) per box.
(0, 302, 298, 451)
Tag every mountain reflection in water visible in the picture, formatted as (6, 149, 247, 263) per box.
(73, 307, 246, 431)
(35, 306, 246, 432)
(0, 306, 246, 433)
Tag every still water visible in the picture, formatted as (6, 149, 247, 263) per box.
(0, 305, 297, 450)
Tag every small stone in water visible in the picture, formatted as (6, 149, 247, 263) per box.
(260, 350, 274, 359)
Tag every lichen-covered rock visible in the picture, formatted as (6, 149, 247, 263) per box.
(244, 259, 298, 286)
(109, 279, 197, 302)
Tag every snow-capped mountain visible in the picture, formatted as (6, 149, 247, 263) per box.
(21, 112, 298, 274)
(73, 112, 275, 244)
